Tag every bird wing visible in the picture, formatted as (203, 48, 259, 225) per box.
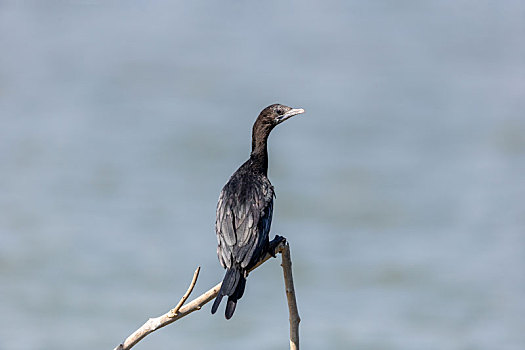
(216, 175, 274, 269)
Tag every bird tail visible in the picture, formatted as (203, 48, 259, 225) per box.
(211, 268, 246, 319)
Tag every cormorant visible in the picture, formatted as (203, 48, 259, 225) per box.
(211, 103, 305, 319)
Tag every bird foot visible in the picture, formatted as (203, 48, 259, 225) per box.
(268, 235, 287, 257)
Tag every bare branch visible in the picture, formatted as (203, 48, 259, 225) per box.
(280, 243, 301, 350)
(168, 266, 200, 317)
(114, 240, 288, 350)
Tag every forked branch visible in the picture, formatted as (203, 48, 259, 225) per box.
(114, 239, 300, 350)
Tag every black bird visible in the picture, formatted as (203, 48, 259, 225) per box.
(211, 103, 305, 319)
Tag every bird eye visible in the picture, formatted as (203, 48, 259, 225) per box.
(276, 108, 284, 115)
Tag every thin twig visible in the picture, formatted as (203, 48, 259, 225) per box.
(168, 266, 200, 317)
(281, 243, 300, 350)
(114, 240, 287, 350)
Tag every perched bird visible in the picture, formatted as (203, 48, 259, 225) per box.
(211, 104, 305, 319)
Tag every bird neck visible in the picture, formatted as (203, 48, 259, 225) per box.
(250, 145, 268, 175)
(250, 126, 271, 175)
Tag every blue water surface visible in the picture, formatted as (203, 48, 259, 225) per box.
(1, 1, 524, 349)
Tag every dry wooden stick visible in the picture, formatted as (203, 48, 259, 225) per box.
(280, 243, 301, 350)
(114, 239, 298, 350)
(113, 266, 214, 350)
(168, 266, 200, 317)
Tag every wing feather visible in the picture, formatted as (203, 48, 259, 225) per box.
(216, 171, 275, 271)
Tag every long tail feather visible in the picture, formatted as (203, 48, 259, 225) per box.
(225, 275, 246, 319)
(211, 268, 246, 319)
(211, 268, 240, 315)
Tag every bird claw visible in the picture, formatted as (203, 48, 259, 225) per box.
(268, 235, 287, 257)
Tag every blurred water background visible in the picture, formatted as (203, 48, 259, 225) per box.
(1, 1, 524, 349)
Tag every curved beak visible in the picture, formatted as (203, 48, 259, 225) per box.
(275, 108, 305, 124)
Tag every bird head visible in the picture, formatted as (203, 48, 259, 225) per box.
(259, 104, 305, 126)
(251, 103, 305, 156)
